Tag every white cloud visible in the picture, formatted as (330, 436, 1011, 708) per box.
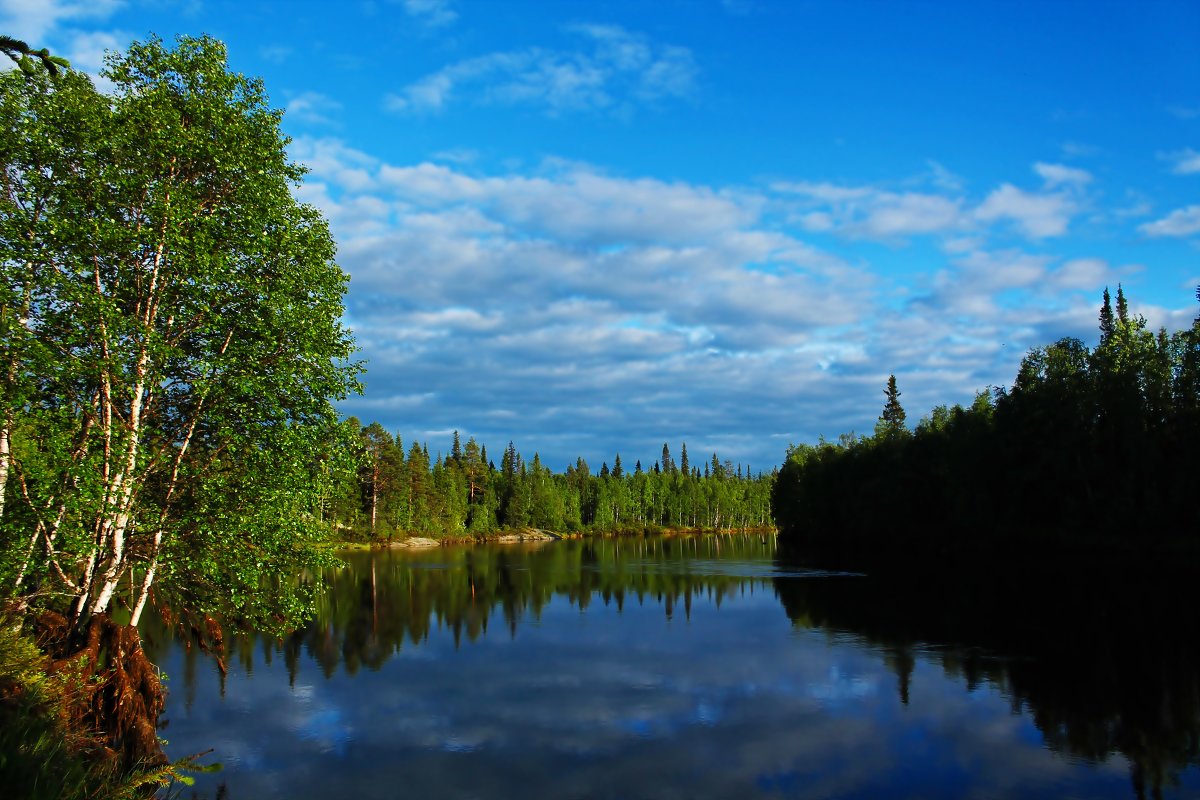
(776, 161, 1088, 244)
(774, 181, 965, 239)
(290, 135, 1198, 468)
(1139, 205, 1200, 238)
(1034, 162, 1092, 188)
(954, 249, 1052, 292)
(0, 0, 122, 44)
(386, 25, 696, 116)
(860, 193, 963, 237)
(367, 161, 759, 247)
(61, 28, 127, 72)
(285, 91, 343, 126)
(1163, 148, 1200, 175)
(293, 136, 377, 177)
(975, 184, 1074, 238)
(1051, 258, 1115, 291)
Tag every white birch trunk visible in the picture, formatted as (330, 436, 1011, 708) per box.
(0, 422, 9, 525)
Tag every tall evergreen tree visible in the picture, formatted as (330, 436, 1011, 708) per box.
(1116, 284, 1129, 326)
(1100, 287, 1116, 344)
(877, 374, 908, 438)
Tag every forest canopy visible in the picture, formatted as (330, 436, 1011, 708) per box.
(324, 428, 774, 540)
(771, 286, 1200, 563)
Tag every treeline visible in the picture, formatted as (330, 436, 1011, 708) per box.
(321, 428, 775, 539)
(771, 286, 1200, 562)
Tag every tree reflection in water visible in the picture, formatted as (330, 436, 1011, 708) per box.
(771, 555, 1200, 800)
(142, 536, 1200, 799)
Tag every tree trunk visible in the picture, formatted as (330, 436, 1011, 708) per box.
(0, 421, 9, 525)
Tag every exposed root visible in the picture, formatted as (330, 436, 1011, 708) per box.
(35, 611, 167, 775)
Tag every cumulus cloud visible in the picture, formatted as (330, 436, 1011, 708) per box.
(288, 136, 1192, 468)
(774, 181, 966, 239)
(385, 25, 697, 115)
(776, 162, 1089, 243)
(1139, 205, 1200, 237)
(1052, 258, 1114, 290)
(293, 139, 908, 463)
(975, 184, 1075, 238)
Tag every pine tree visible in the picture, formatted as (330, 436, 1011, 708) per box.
(1099, 287, 1116, 344)
(680, 443, 689, 476)
(877, 374, 908, 438)
(613, 453, 624, 479)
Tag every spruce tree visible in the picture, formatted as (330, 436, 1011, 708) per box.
(877, 374, 908, 438)
(1099, 287, 1115, 344)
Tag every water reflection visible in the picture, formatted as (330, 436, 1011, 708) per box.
(772, 557, 1200, 800)
(145, 537, 1200, 799)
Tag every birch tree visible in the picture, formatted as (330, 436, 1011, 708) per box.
(0, 35, 359, 632)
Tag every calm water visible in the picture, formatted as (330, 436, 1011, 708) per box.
(145, 536, 1200, 799)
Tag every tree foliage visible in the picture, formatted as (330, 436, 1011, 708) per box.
(772, 287, 1200, 563)
(0, 36, 70, 77)
(0, 36, 359, 633)
(321, 429, 775, 540)
(875, 374, 907, 439)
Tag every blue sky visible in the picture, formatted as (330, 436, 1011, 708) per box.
(6, 0, 1200, 471)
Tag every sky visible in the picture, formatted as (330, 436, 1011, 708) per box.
(4, 0, 1199, 472)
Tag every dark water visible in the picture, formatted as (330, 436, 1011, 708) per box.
(146, 536, 1200, 799)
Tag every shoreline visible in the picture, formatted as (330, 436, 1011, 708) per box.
(328, 526, 779, 551)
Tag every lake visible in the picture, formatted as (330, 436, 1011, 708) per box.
(145, 535, 1200, 799)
